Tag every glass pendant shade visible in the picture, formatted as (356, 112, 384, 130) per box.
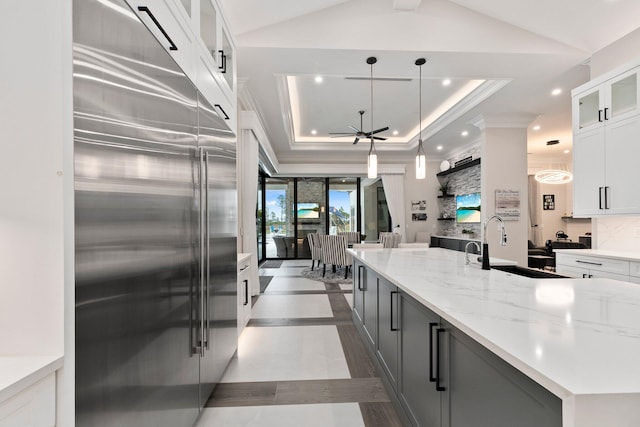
(368, 151, 378, 179)
(415, 151, 426, 179)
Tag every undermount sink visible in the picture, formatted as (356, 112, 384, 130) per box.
(491, 265, 568, 279)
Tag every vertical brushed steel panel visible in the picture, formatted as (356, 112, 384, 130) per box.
(197, 93, 238, 409)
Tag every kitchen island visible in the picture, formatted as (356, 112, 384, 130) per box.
(350, 247, 640, 427)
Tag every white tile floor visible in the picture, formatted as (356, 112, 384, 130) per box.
(264, 276, 326, 292)
(343, 293, 353, 309)
(220, 325, 350, 383)
(194, 260, 364, 427)
(251, 294, 333, 319)
(338, 284, 352, 291)
(197, 403, 365, 427)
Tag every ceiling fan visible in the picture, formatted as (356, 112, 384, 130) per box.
(329, 110, 389, 145)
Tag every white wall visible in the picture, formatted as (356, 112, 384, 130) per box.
(482, 127, 529, 266)
(2, 1, 74, 425)
(403, 160, 440, 243)
(590, 28, 640, 78)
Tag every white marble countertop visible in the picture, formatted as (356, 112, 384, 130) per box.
(0, 355, 63, 404)
(238, 252, 252, 264)
(554, 248, 640, 262)
(431, 234, 481, 241)
(350, 247, 640, 426)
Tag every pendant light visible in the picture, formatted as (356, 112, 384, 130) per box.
(534, 140, 573, 184)
(415, 58, 427, 179)
(367, 57, 378, 179)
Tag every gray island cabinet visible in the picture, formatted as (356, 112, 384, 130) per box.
(350, 247, 640, 427)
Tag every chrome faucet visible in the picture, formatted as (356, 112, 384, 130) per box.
(482, 215, 507, 270)
(464, 241, 481, 265)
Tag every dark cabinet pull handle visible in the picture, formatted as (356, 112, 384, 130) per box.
(243, 279, 249, 306)
(390, 291, 398, 331)
(604, 107, 609, 120)
(214, 104, 230, 120)
(576, 260, 603, 266)
(436, 328, 446, 391)
(137, 7, 178, 51)
(598, 187, 603, 210)
(429, 322, 438, 382)
(598, 109, 603, 122)
(604, 186, 610, 209)
(358, 265, 364, 290)
(218, 50, 225, 72)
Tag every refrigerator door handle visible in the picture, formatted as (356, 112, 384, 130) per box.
(198, 148, 206, 357)
(204, 151, 211, 350)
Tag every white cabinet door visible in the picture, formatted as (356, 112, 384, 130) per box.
(0, 374, 55, 427)
(605, 67, 640, 124)
(237, 261, 252, 337)
(604, 115, 640, 214)
(573, 126, 606, 216)
(588, 270, 630, 282)
(573, 86, 604, 134)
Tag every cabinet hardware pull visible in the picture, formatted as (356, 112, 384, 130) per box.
(598, 109, 603, 122)
(358, 265, 364, 291)
(137, 7, 178, 51)
(429, 322, 438, 382)
(390, 291, 398, 331)
(582, 273, 587, 278)
(576, 260, 602, 266)
(598, 187, 604, 210)
(219, 51, 227, 74)
(436, 328, 446, 391)
(214, 104, 230, 120)
(240, 265, 249, 271)
(243, 279, 249, 306)
(589, 274, 593, 278)
(604, 107, 609, 120)
(604, 186, 610, 209)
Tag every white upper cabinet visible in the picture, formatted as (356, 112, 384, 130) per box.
(573, 67, 640, 134)
(126, 0, 237, 134)
(572, 62, 640, 216)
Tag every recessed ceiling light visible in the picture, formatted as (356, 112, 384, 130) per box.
(461, 130, 469, 137)
(551, 88, 562, 96)
(564, 149, 570, 154)
(532, 125, 541, 131)
(436, 145, 443, 151)
(392, 130, 399, 136)
(314, 76, 323, 84)
(442, 78, 451, 86)
(311, 129, 317, 135)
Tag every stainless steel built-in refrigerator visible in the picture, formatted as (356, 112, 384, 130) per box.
(73, 0, 237, 425)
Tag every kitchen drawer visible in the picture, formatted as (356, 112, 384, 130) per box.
(556, 254, 629, 276)
(630, 261, 640, 279)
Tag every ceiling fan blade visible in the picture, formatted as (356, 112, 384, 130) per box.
(353, 137, 360, 145)
(348, 125, 361, 133)
(371, 136, 387, 141)
(367, 126, 389, 135)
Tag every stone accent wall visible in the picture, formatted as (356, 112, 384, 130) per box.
(437, 147, 482, 237)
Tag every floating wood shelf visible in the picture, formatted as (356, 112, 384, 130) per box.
(438, 194, 455, 199)
(436, 158, 481, 177)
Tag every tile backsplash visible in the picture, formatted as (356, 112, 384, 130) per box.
(594, 216, 640, 252)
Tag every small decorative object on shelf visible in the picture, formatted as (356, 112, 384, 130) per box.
(439, 160, 451, 172)
(462, 228, 476, 237)
(454, 156, 473, 167)
(438, 180, 450, 196)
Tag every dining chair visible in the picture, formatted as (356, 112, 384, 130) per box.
(338, 231, 361, 245)
(307, 233, 322, 270)
(380, 232, 402, 248)
(319, 235, 352, 278)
